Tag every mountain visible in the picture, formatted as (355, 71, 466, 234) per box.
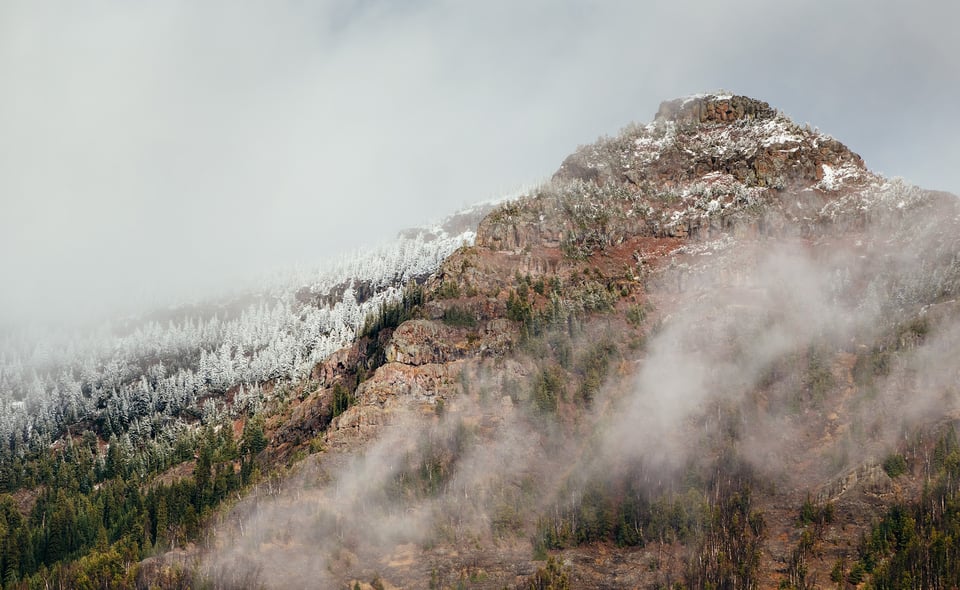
(3, 94, 960, 589)
(192, 94, 960, 589)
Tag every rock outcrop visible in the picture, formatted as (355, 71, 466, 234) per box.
(477, 93, 876, 255)
(654, 94, 777, 125)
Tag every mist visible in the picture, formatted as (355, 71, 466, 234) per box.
(178, 185, 960, 587)
(2, 0, 958, 327)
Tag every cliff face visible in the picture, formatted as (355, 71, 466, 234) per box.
(196, 94, 960, 590)
(654, 94, 776, 124)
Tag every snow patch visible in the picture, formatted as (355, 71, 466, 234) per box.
(816, 162, 861, 191)
(680, 92, 733, 106)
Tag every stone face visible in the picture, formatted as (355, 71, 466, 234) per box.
(654, 94, 775, 125)
(272, 391, 333, 446)
(385, 320, 457, 366)
(311, 345, 362, 387)
(356, 361, 464, 405)
(474, 205, 565, 252)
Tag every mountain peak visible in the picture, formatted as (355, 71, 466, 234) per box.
(475, 93, 931, 256)
(554, 92, 867, 197)
(654, 93, 776, 125)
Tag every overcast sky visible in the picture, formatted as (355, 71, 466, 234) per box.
(1, 0, 957, 327)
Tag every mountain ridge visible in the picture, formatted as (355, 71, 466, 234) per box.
(3, 93, 960, 589)
(186, 93, 960, 588)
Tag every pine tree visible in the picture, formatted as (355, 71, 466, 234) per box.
(154, 495, 168, 548)
(241, 416, 268, 456)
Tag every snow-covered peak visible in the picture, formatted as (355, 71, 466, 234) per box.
(557, 93, 867, 198)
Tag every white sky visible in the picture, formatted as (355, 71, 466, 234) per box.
(1, 0, 958, 326)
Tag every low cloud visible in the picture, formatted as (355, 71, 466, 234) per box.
(1, 1, 958, 325)
(187, 193, 960, 587)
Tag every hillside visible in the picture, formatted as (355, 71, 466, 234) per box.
(0, 210, 488, 587)
(3, 94, 960, 589)
(183, 95, 960, 589)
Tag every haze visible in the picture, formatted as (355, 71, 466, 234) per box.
(1, 0, 957, 326)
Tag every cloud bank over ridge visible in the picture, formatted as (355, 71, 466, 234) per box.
(1, 0, 957, 324)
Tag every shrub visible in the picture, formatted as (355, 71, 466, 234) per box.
(626, 303, 649, 326)
(442, 305, 477, 328)
(436, 279, 461, 300)
(331, 383, 354, 418)
(359, 282, 423, 339)
(847, 563, 865, 585)
(533, 368, 565, 414)
(882, 453, 907, 478)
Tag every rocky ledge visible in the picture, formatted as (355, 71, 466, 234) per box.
(654, 93, 776, 125)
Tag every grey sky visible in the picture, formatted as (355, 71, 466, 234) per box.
(1, 0, 957, 326)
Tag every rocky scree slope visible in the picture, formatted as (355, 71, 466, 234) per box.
(190, 95, 960, 590)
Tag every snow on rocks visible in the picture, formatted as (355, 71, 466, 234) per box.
(816, 162, 863, 191)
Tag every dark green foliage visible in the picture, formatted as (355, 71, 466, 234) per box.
(882, 453, 908, 478)
(507, 289, 533, 325)
(491, 500, 525, 540)
(517, 280, 530, 301)
(575, 340, 617, 403)
(0, 250, 619, 588)
(533, 277, 546, 296)
(685, 486, 766, 590)
(550, 334, 573, 370)
(525, 556, 570, 590)
(331, 383, 354, 418)
(805, 346, 834, 402)
(830, 557, 846, 585)
(359, 282, 424, 339)
(442, 305, 477, 328)
(851, 427, 960, 588)
(532, 368, 565, 415)
(535, 479, 707, 552)
(238, 416, 267, 489)
(506, 270, 619, 345)
(104, 436, 128, 481)
(798, 495, 834, 528)
(931, 425, 960, 473)
(0, 418, 250, 588)
(626, 302, 650, 326)
(535, 468, 763, 589)
(549, 276, 562, 294)
(847, 562, 865, 585)
(436, 279, 461, 300)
